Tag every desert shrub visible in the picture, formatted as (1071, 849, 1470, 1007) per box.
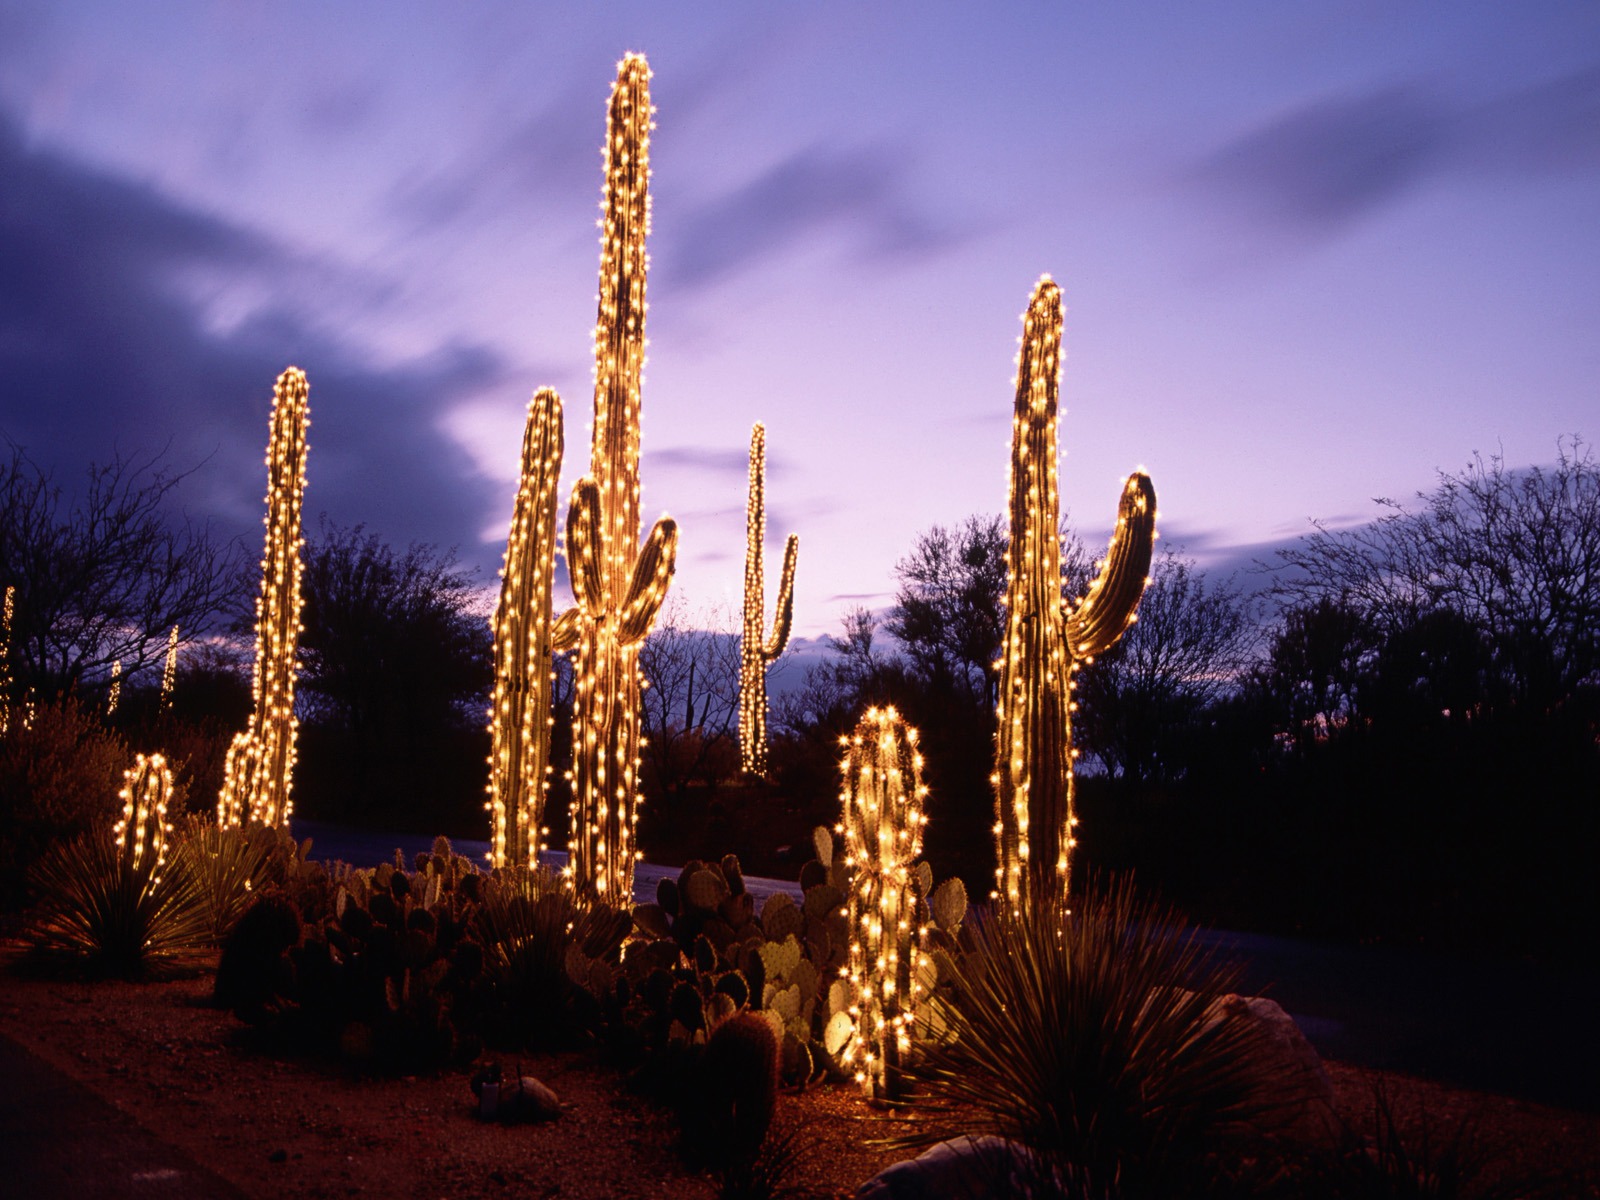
(213, 888, 302, 1019)
(25, 824, 208, 979)
(0, 696, 128, 908)
(467, 865, 631, 1052)
(173, 817, 311, 945)
(894, 875, 1293, 1198)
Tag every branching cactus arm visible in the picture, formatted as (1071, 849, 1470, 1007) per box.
(1066, 472, 1157, 659)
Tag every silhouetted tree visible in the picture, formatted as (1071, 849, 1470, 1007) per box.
(0, 441, 247, 699)
(638, 600, 741, 798)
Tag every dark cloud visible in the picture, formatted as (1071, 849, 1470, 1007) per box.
(659, 143, 967, 290)
(0, 110, 504, 565)
(648, 445, 749, 475)
(1186, 64, 1600, 233)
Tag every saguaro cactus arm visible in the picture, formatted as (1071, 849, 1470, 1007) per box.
(618, 517, 679, 645)
(1066, 472, 1157, 659)
(764, 534, 799, 658)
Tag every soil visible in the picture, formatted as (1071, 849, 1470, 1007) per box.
(1, 946, 1597, 1199)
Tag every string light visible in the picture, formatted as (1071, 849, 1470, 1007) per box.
(837, 706, 929, 1099)
(106, 659, 121, 715)
(0, 585, 13, 737)
(992, 278, 1156, 919)
(488, 388, 565, 870)
(738, 422, 799, 778)
(563, 55, 678, 903)
(160, 625, 178, 710)
(218, 367, 309, 829)
(115, 752, 173, 879)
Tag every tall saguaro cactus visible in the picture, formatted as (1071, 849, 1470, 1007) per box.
(0, 585, 13, 737)
(993, 278, 1155, 918)
(738, 422, 799, 778)
(560, 55, 678, 903)
(219, 367, 310, 829)
(838, 706, 928, 1100)
(488, 387, 566, 870)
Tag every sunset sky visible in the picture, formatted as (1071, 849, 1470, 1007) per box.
(2, 2, 1596, 651)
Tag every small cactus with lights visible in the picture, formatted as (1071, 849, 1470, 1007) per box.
(738, 422, 799, 779)
(219, 366, 310, 829)
(993, 278, 1155, 918)
(0, 584, 12, 736)
(559, 55, 678, 903)
(488, 388, 567, 870)
(160, 624, 179, 710)
(115, 752, 174, 878)
(838, 706, 929, 1099)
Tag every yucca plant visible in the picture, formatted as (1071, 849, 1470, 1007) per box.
(895, 875, 1290, 1198)
(171, 816, 303, 945)
(26, 824, 208, 979)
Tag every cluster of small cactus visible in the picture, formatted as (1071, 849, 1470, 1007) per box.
(487, 388, 567, 870)
(560, 55, 678, 904)
(738, 422, 798, 778)
(993, 278, 1155, 918)
(114, 752, 174, 878)
(219, 366, 310, 830)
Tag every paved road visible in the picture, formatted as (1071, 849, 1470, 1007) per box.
(291, 819, 1600, 1113)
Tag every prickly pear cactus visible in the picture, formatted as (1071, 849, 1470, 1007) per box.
(994, 278, 1155, 918)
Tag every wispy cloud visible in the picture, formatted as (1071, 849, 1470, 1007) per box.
(1184, 64, 1600, 235)
(660, 143, 969, 290)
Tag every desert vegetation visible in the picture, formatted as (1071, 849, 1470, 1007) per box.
(1, 49, 1596, 1199)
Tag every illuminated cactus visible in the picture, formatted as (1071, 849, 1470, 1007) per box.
(488, 387, 567, 870)
(115, 752, 174, 877)
(106, 659, 121, 715)
(219, 367, 310, 829)
(160, 625, 179, 710)
(0, 585, 12, 736)
(738, 422, 799, 778)
(838, 706, 928, 1100)
(560, 56, 678, 903)
(993, 278, 1155, 918)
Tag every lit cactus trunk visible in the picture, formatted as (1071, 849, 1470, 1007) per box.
(160, 625, 179, 710)
(993, 279, 1155, 918)
(563, 56, 677, 903)
(0, 585, 13, 737)
(489, 388, 565, 870)
(219, 367, 309, 829)
(739, 422, 799, 778)
(839, 706, 928, 1100)
(116, 752, 174, 877)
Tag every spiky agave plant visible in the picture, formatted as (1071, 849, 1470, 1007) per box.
(738, 422, 798, 779)
(896, 875, 1285, 1198)
(28, 755, 206, 978)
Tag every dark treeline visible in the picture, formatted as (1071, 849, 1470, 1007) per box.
(771, 442, 1599, 964)
(4, 436, 1596, 962)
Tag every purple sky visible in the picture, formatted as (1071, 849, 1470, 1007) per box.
(2, 3, 1596, 652)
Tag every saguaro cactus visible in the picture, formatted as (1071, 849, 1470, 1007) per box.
(560, 55, 678, 903)
(838, 706, 928, 1099)
(219, 366, 310, 829)
(993, 278, 1155, 918)
(0, 585, 13, 736)
(488, 387, 566, 870)
(738, 422, 799, 778)
(160, 625, 179, 710)
(116, 752, 174, 877)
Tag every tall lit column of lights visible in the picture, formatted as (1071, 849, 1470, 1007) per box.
(106, 659, 122, 715)
(0, 585, 13, 736)
(738, 422, 799, 778)
(837, 706, 930, 1100)
(487, 387, 570, 870)
(992, 277, 1156, 920)
(159, 625, 179, 710)
(114, 752, 174, 879)
(562, 55, 679, 903)
(218, 367, 310, 829)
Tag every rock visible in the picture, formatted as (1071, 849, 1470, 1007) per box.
(856, 1136, 1044, 1199)
(1206, 993, 1336, 1145)
(508, 1075, 561, 1122)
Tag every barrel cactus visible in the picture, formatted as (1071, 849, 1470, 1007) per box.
(993, 278, 1155, 918)
(839, 706, 928, 1099)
